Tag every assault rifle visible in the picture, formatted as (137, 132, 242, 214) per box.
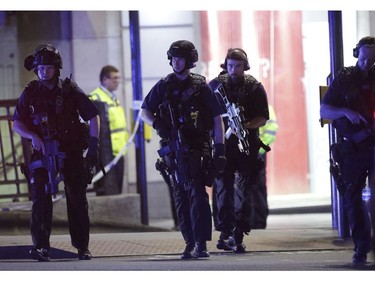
(28, 139, 65, 195)
(156, 101, 190, 185)
(214, 84, 251, 155)
(28, 114, 65, 196)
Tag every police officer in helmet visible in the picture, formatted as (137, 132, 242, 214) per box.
(13, 44, 100, 261)
(141, 40, 226, 259)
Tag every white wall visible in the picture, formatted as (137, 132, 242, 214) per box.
(302, 12, 331, 195)
(121, 11, 199, 184)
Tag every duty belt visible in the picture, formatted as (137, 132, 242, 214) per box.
(342, 128, 374, 144)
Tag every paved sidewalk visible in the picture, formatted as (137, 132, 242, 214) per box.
(0, 213, 353, 260)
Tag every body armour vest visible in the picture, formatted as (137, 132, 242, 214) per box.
(26, 78, 88, 151)
(159, 73, 213, 148)
(331, 66, 375, 139)
(217, 73, 260, 105)
(217, 73, 261, 126)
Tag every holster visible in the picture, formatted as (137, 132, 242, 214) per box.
(203, 154, 215, 187)
(83, 158, 95, 185)
(330, 142, 346, 195)
(20, 163, 31, 183)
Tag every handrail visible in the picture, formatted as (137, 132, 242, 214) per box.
(0, 99, 29, 201)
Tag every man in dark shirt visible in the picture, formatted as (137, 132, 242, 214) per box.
(320, 36, 375, 264)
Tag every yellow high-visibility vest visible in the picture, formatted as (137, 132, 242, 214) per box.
(259, 105, 278, 154)
(89, 87, 129, 156)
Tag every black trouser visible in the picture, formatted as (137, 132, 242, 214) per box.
(95, 155, 124, 195)
(30, 170, 53, 250)
(251, 153, 269, 229)
(170, 151, 212, 244)
(339, 141, 375, 255)
(29, 150, 90, 251)
(214, 137, 263, 236)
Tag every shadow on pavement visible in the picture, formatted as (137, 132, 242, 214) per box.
(324, 262, 375, 270)
(0, 245, 77, 260)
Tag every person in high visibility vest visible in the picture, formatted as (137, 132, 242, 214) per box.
(252, 105, 278, 229)
(88, 65, 129, 195)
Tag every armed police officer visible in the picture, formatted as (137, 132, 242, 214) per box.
(210, 48, 269, 253)
(320, 36, 375, 264)
(141, 40, 225, 259)
(13, 44, 100, 262)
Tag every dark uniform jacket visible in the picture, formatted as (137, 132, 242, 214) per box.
(322, 65, 375, 143)
(142, 73, 225, 149)
(14, 78, 98, 152)
(210, 73, 269, 151)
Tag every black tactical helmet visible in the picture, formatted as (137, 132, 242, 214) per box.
(167, 40, 198, 69)
(221, 48, 250, 71)
(24, 44, 63, 71)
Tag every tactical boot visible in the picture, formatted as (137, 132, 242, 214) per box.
(233, 242, 246, 253)
(29, 248, 50, 262)
(224, 236, 245, 253)
(216, 232, 232, 251)
(352, 244, 370, 264)
(231, 228, 246, 254)
(192, 242, 210, 258)
(181, 241, 195, 260)
(78, 248, 92, 260)
(352, 252, 367, 264)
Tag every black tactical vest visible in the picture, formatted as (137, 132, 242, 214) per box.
(26, 78, 88, 150)
(160, 73, 213, 147)
(332, 67, 375, 138)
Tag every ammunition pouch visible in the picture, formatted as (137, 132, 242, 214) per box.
(333, 117, 375, 145)
(342, 127, 375, 145)
(159, 149, 208, 188)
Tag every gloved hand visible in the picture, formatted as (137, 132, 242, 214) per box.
(213, 143, 226, 174)
(153, 118, 170, 139)
(83, 158, 95, 185)
(86, 136, 100, 166)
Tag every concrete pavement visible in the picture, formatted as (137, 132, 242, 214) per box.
(3, 213, 375, 272)
(0, 192, 359, 267)
(0, 213, 354, 260)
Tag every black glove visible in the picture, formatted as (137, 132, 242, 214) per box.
(83, 158, 95, 185)
(153, 118, 170, 139)
(86, 137, 100, 166)
(213, 143, 226, 174)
